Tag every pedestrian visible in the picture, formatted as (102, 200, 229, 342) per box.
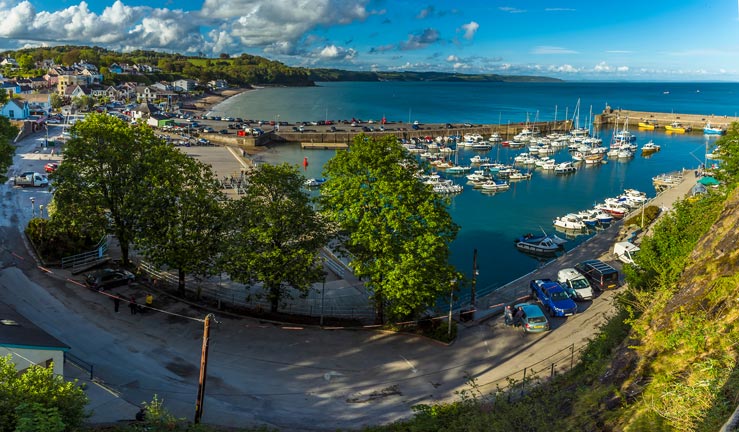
(146, 292, 153, 308)
(129, 296, 137, 315)
(504, 305, 514, 326)
(513, 306, 525, 327)
(113, 296, 120, 313)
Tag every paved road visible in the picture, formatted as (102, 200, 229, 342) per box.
(0, 131, 699, 430)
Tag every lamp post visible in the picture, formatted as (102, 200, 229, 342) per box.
(448, 279, 457, 338)
(470, 249, 479, 320)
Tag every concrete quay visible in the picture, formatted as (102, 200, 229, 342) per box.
(595, 108, 737, 132)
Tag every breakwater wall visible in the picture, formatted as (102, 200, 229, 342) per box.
(595, 108, 738, 132)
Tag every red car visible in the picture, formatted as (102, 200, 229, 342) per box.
(44, 162, 58, 173)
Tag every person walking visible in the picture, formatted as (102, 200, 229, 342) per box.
(113, 296, 120, 313)
(145, 292, 153, 308)
(129, 296, 138, 315)
(504, 305, 514, 326)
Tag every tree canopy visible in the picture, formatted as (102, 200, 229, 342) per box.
(0, 355, 88, 432)
(133, 145, 225, 294)
(0, 89, 16, 182)
(221, 163, 330, 313)
(52, 113, 164, 265)
(320, 134, 460, 323)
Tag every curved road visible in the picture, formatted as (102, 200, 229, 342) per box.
(0, 130, 692, 430)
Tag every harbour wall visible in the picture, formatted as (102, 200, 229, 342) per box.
(198, 108, 738, 150)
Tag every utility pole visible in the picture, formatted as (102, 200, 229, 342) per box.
(470, 249, 478, 320)
(194, 313, 215, 424)
(448, 279, 456, 338)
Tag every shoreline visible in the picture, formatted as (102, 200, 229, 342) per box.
(180, 87, 253, 118)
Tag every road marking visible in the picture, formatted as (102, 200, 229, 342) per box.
(399, 355, 417, 373)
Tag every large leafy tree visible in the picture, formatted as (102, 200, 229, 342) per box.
(320, 134, 460, 323)
(52, 113, 162, 265)
(0, 355, 89, 432)
(713, 122, 739, 184)
(133, 145, 225, 295)
(221, 163, 330, 313)
(0, 89, 16, 182)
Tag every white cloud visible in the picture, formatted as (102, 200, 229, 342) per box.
(617, 66, 629, 72)
(548, 64, 580, 73)
(446, 55, 459, 62)
(452, 62, 469, 70)
(531, 46, 578, 55)
(544, 8, 575, 12)
(499, 6, 525, 13)
(416, 6, 433, 19)
(318, 44, 357, 60)
(459, 21, 479, 40)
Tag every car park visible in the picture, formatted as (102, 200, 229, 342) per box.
(530, 279, 578, 317)
(84, 268, 135, 290)
(514, 303, 550, 333)
(556, 268, 594, 300)
(574, 260, 619, 291)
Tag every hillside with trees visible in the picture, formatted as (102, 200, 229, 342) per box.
(1, 45, 559, 87)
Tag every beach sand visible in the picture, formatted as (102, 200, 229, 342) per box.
(181, 88, 251, 117)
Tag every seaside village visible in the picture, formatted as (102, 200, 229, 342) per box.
(0, 55, 230, 130)
(1, 55, 724, 246)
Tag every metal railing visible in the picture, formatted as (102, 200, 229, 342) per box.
(60, 235, 108, 273)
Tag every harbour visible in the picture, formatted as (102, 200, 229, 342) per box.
(203, 81, 733, 295)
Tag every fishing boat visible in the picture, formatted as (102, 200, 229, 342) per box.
(638, 120, 657, 130)
(641, 140, 661, 154)
(514, 232, 567, 255)
(703, 122, 726, 135)
(665, 121, 690, 133)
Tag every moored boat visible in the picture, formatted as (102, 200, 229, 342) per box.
(703, 122, 726, 135)
(665, 121, 691, 133)
(638, 120, 656, 130)
(514, 233, 567, 255)
(641, 140, 661, 154)
(553, 214, 586, 230)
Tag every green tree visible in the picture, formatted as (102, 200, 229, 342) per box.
(50, 92, 64, 110)
(16, 53, 34, 71)
(320, 135, 460, 323)
(0, 355, 89, 432)
(0, 89, 17, 183)
(221, 163, 330, 313)
(134, 146, 225, 295)
(713, 122, 739, 183)
(52, 113, 162, 265)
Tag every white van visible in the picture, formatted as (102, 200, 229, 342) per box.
(614, 241, 640, 265)
(557, 268, 594, 301)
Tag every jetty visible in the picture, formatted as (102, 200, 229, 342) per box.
(190, 107, 737, 152)
(594, 107, 738, 132)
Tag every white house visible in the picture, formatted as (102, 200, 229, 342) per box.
(0, 302, 69, 376)
(0, 57, 19, 68)
(0, 99, 31, 120)
(172, 79, 198, 92)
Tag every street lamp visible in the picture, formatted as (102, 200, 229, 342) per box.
(448, 278, 457, 338)
(470, 249, 479, 320)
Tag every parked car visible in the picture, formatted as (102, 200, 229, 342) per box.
(44, 162, 59, 173)
(514, 303, 550, 333)
(574, 260, 619, 291)
(530, 279, 578, 317)
(556, 268, 594, 301)
(84, 268, 135, 290)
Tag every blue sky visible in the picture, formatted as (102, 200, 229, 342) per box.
(1, 0, 738, 80)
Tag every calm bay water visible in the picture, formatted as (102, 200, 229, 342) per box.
(213, 81, 735, 295)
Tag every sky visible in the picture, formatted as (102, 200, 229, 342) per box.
(1, 0, 738, 81)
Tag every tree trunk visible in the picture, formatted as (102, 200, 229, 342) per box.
(269, 285, 279, 314)
(374, 293, 385, 325)
(120, 241, 130, 266)
(178, 268, 186, 297)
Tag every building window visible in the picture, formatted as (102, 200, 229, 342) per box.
(8, 110, 14, 118)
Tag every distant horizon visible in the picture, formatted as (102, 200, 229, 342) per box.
(1, 1, 738, 81)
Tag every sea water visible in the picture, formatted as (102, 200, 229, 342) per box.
(213, 82, 733, 294)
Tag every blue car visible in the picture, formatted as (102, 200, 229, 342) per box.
(529, 279, 578, 317)
(514, 303, 550, 334)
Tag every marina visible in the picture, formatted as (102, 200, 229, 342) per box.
(205, 81, 734, 296)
